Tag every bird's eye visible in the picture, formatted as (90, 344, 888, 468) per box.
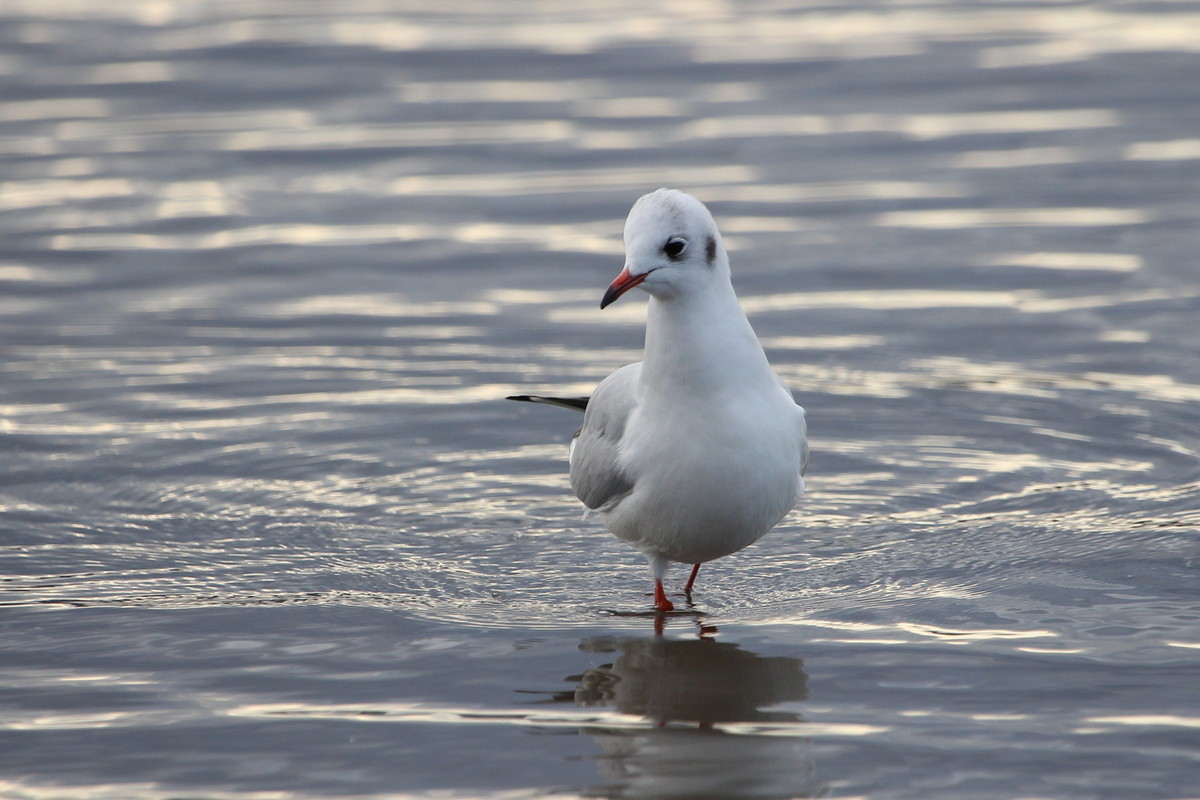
(663, 238, 687, 259)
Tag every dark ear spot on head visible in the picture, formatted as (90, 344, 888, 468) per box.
(705, 236, 717, 265)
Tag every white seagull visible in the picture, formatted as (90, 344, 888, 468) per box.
(509, 189, 808, 612)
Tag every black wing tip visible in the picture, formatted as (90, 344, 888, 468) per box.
(505, 395, 589, 411)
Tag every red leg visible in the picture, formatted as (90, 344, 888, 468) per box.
(684, 563, 701, 594)
(653, 579, 675, 612)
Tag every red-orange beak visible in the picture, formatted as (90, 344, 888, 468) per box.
(600, 267, 647, 309)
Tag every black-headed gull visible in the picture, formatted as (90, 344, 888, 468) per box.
(509, 189, 808, 612)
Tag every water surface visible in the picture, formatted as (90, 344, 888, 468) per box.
(2, 1, 1199, 798)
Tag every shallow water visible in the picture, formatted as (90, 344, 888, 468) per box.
(2, 1, 1199, 798)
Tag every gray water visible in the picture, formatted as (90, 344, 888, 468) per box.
(2, 1, 1199, 798)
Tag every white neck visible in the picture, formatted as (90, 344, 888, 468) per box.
(640, 276, 774, 402)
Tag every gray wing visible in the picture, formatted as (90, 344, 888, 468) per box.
(798, 404, 810, 477)
(774, 373, 809, 477)
(569, 362, 641, 510)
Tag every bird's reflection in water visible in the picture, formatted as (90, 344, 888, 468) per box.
(565, 635, 821, 799)
(574, 635, 807, 724)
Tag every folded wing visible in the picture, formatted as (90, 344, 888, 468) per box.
(569, 363, 641, 511)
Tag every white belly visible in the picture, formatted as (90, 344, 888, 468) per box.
(603, 401, 805, 564)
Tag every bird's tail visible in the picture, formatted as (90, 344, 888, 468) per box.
(505, 395, 589, 412)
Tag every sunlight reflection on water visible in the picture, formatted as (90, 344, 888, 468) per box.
(2, 0, 1199, 798)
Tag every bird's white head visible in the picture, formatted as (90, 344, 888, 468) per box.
(601, 189, 728, 309)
